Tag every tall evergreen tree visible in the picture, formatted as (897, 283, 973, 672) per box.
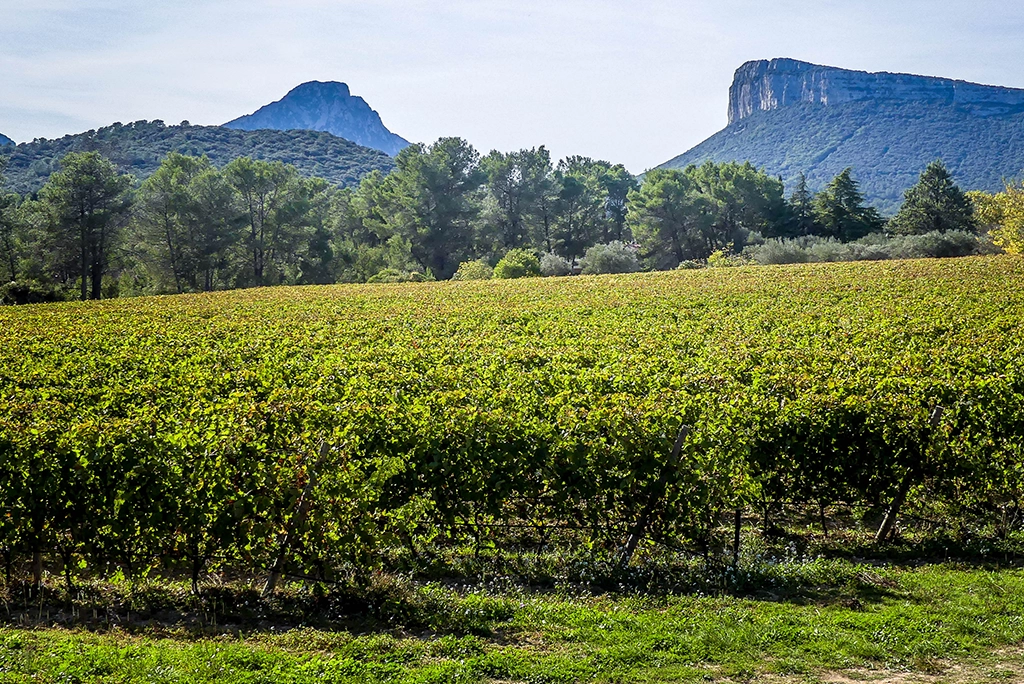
(374, 138, 484, 280)
(626, 169, 716, 268)
(38, 152, 132, 300)
(888, 160, 976, 235)
(0, 161, 20, 282)
(601, 164, 639, 243)
(480, 147, 553, 251)
(134, 153, 213, 293)
(688, 161, 789, 245)
(812, 168, 884, 241)
(225, 157, 304, 286)
(187, 166, 246, 291)
(786, 173, 820, 237)
(552, 156, 612, 262)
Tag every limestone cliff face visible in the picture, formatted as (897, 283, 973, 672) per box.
(224, 81, 410, 157)
(728, 58, 1024, 124)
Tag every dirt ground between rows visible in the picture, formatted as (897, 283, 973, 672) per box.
(790, 649, 1024, 684)
(487, 648, 1024, 684)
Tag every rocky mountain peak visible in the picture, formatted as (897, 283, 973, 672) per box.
(224, 81, 409, 157)
(0, 132, 14, 147)
(288, 81, 352, 99)
(728, 58, 1024, 125)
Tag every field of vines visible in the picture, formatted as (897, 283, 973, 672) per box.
(2, 256, 1023, 590)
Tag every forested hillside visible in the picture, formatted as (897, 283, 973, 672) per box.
(1, 134, 1008, 303)
(661, 59, 1024, 214)
(1, 120, 394, 194)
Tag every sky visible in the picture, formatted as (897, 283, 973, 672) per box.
(2, 0, 1024, 173)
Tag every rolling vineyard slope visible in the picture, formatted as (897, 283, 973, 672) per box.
(1, 257, 1023, 586)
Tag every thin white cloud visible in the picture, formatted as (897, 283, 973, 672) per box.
(1, 0, 1023, 171)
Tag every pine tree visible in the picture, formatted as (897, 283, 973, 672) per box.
(38, 152, 133, 300)
(788, 173, 819, 236)
(812, 168, 884, 241)
(888, 160, 976, 235)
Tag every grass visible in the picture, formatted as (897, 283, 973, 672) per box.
(2, 563, 1023, 683)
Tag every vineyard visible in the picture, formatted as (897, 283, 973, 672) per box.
(1, 256, 1023, 593)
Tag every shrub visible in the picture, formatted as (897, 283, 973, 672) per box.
(881, 230, 995, 259)
(367, 268, 434, 284)
(706, 250, 748, 268)
(806, 239, 856, 263)
(743, 231, 996, 266)
(676, 260, 705, 270)
(746, 239, 809, 265)
(0, 281, 66, 306)
(493, 249, 541, 280)
(451, 259, 493, 281)
(579, 241, 641, 275)
(539, 253, 573, 277)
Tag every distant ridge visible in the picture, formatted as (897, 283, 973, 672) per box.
(728, 58, 1024, 124)
(1, 120, 395, 195)
(0, 132, 13, 147)
(224, 81, 410, 157)
(660, 59, 1024, 214)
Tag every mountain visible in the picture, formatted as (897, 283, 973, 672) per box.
(0, 133, 13, 147)
(660, 59, 1024, 214)
(224, 81, 410, 157)
(0, 120, 395, 195)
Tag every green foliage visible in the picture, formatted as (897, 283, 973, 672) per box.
(689, 160, 789, 242)
(225, 156, 324, 286)
(889, 160, 977, 235)
(3, 565, 1024, 682)
(629, 162, 787, 268)
(479, 147, 554, 251)
(366, 267, 434, 283)
(602, 163, 640, 242)
(133, 153, 242, 293)
(1, 257, 1024, 589)
(785, 172, 820, 237)
(0, 161, 19, 282)
(745, 231, 995, 265)
(548, 157, 636, 261)
(628, 168, 714, 268)
(451, 258, 492, 281)
(2, 120, 393, 194)
(0, 131, 1006, 302)
(539, 251, 572, 276)
(492, 248, 540, 278)
(812, 168, 884, 241)
(660, 100, 1024, 215)
(368, 138, 484, 280)
(578, 240, 641, 274)
(971, 183, 1024, 255)
(37, 151, 133, 300)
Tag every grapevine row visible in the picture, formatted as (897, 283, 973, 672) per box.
(1, 257, 1022, 589)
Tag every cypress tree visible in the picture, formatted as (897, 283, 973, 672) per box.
(788, 173, 820, 236)
(889, 160, 976, 235)
(812, 168, 884, 241)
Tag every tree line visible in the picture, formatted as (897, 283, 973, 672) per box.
(0, 141, 990, 302)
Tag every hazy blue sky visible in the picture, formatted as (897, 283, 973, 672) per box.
(3, 0, 1024, 171)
